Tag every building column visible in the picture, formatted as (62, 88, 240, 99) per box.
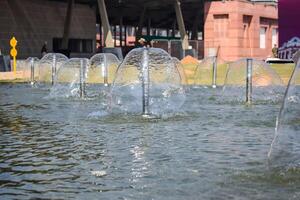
(174, 0, 189, 50)
(136, 6, 147, 43)
(191, 11, 201, 40)
(114, 25, 117, 46)
(172, 20, 176, 37)
(97, 0, 114, 47)
(99, 23, 103, 47)
(124, 25, 127, 46)
(61, 0, 74, 49)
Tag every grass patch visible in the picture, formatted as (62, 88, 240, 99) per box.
(183, 63, 296, 86)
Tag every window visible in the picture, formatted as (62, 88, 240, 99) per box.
(53, 38, 93, 53)
(272, 28, 278, 48)
(243, 15, 252, 48)
(214, 14, 229, 38)
(260, 27, 267, 49)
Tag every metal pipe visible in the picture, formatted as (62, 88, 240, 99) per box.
(79, 59, 86, 98)
(212, 56, 217, 88)
(30, 58, 35, 85)
(51, 54, 56, 85)
(142, 48, 150, 116)
(167, 40, 171, 55)
(103, 55, 108, 86)
(246, 58, 253, 104)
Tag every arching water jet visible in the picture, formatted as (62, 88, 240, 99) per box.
(222, 59, 284, 103)
(268, 56, 300, 170)
(38, 53, 68, 85)
(49, 58, 90, 99)
(110, 48, 185, 117)
(89, 53, 120, 87)
(194, 56, 226, 87)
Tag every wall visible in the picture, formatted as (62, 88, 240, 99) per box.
(0, 0, 96, 59)
(204, 0, 278, 61)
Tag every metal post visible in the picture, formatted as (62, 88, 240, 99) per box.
(102, 55, 108, 86)
(136, 6, 146, 44)
(142, 48, 150, 117)
(79, 59, 86, 98)
(51, 54, 57, 85)
(212, 56, 217, 88)
(30, 58, 35, 85)
(246, 58, 253, 104)
(168, 40, 171, 55)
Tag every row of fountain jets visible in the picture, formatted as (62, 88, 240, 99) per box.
(23, 47, 300, 169)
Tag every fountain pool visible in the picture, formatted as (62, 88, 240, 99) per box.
(1, 83, 299, 200)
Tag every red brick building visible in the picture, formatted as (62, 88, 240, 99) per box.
(204, 0, 278, 61)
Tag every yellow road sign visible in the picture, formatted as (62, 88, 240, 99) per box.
(10, 37, 18, 74)
(10, 48, 17, 57)
(10, 37, 17, 47)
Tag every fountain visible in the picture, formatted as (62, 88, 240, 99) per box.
(49, 58, 89, 98)
(268, 58, 300, 169)
(194, 56, 226, 88)
(21, 57, 39, 85)
(110, 48, 185, 117)
(38, 53, 68, 85)
(172, 57, 188, 85)
(89, 53, 120, 86)
(222, 58, 284, 103)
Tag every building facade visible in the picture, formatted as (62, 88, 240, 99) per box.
(204, 0, 278, 61)
(0, 0, 96, 59)
(0, 0, 279, 61)
(278, 0, 300, 59)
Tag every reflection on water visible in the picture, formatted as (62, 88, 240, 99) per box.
(0, 84, 299, 199)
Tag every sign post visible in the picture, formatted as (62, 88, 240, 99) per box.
(10, 37, 18, 75)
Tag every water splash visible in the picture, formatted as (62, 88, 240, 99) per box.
(37, 53, 68, 85)
(222, 59, 284, 103)
(49, 58, 90, 98)
(21, 57, 39, 85)
(89, 53, 120, 86)
(110, 48, 186, 117)
(268, 60, 300, 170)
(172, 57, 188, 85)
(194, 56, 227, 87)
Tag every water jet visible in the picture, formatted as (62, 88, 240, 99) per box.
(38, 53, 68, 85)
(222, 58, 284, 103)
(110, 48, 185, 117)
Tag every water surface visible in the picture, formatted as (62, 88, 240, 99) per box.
(0, 84, 299, 199)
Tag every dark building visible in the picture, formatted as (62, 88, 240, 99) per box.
(278, 0, 300, 59)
